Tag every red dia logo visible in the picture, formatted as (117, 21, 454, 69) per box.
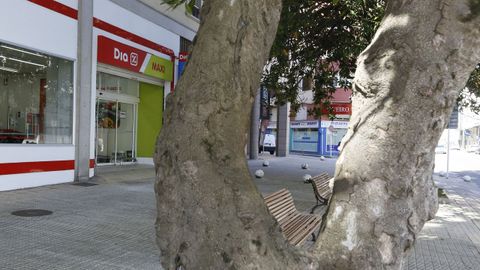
(130, 53, 138, 66)
(114, 48, 129, 62)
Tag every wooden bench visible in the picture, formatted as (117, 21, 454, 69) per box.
(263, 188, 321, 246)
(305, 172, 333, 213)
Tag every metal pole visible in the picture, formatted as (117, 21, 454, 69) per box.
(319, 120, 322, 155)
(447, 129, 450, 179)
(329, 130, 333, 157)
(249, 89, 260, 159)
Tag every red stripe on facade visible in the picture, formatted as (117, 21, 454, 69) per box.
(0, 160, 75, 175)
(27, 0, 175, 58)
(89, 159, 95, 168)
(93, 18, 175, 57)
(28, 0, 78, 19)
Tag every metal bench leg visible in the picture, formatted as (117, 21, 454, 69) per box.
(312, 224, 323, 242)
(310, 200, 322, 214)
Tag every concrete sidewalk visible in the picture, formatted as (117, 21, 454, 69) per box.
(0, 155, 479, 269)
(401, 175, 480, 270)
(0, 177, 160, 270)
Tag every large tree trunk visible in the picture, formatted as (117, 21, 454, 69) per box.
(316, 1, 480, 269)
(155, 0, 480, 269)
(154, 1, 310, 269)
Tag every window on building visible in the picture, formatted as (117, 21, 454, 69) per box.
(0, 43, 74, 144)
(180, 37, 193, 53)
(302, 75, 313, 91)
(291, 128, 318, 153)
(96, 72, 139, 97)
(191, 0, 202, 19)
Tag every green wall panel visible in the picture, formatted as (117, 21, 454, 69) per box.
(137, 82, 163, 158)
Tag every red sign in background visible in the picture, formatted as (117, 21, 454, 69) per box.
(177, 51, 189, 80)
(322, 103, 352, 115)
(97, 36, 148, 73)
(178, 52, 189, 62)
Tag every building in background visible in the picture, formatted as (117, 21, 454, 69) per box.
(289, 87, 352, 156)
(0, 0, 199, 191)
(262, 86, 352, 157)
(458, 109, 480, 150)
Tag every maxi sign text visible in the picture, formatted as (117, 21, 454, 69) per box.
(97, 36, 173, 81)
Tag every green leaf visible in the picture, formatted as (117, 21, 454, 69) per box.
(185, 0, 196, 14)
(162, 0, 187, 8)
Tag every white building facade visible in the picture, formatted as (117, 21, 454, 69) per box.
(0, 0, 198, 191)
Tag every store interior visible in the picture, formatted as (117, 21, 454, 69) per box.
(0, 43, 73, 144)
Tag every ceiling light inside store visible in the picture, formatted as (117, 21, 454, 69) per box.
(7, 57, 46, 68)
(0, 66, 18, 73)
(0, 45, 48, 58)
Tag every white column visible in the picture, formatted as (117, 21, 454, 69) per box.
(75, 0, 94, 182)
(276, 103, 290, 157)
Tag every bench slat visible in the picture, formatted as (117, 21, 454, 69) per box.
(282, 214, 311, 235)
(264, 189, 290, 202)
(264, 189, 321, 246)
(309, 173, 333, 204)
(287, 216, 317, 241)
(289, 217, 321, 245)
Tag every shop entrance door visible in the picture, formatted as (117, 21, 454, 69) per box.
(96, 99, 137, 165)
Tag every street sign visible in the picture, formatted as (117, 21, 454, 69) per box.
(447, 105, 458, 129)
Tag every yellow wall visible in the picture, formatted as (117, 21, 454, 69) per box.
(137, 82, 163, 157)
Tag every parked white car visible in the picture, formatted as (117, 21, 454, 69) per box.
(259, 134, 276, 155)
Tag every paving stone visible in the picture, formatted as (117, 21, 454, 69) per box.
(1, 156, 480, 270)
(401, 175, 480, 270)
(0, 179, 162, 270)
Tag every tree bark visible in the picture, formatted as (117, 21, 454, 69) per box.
(316, 1, 480, 269)
(154, 1, 311, 269)
(155, 0, 480, 269)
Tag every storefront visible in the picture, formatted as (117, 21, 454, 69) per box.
(94, 35, 173, 165)
(0, 0, 181, 191)
(290, 120, 348, 156)
(290, 121, 320, 154)
(321, 120, 348, 156)
(0, 0, 78, 191)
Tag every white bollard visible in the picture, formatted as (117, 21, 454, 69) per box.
(303, 174, 312, 182)
(301, 163, 309, 169)
(463, 175, 472, 182)
(262, 160, 270, 167)
(320, 156, 325, 161)
(255, 169, 264, 178)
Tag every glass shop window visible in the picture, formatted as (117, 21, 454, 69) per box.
(96, 72, 139, 97)
(0, 43, 74, 144)
(291, 128, 318, 152)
